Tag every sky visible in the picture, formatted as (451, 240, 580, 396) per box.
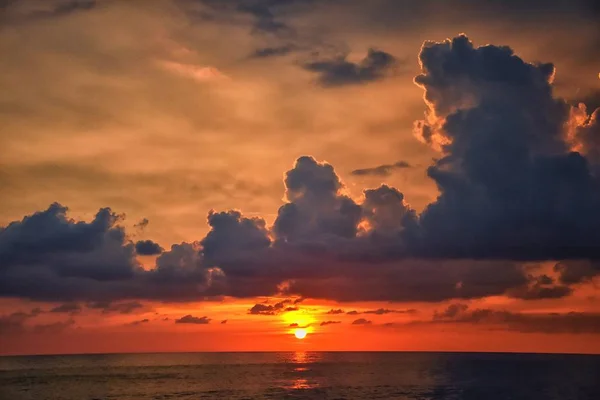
(1, 0, 600, 355)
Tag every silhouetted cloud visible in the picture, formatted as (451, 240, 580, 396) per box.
(251, 45, 296, 58)
(175, 315, 211, 324)
(346, 310, 359, 315)
(50, 303, 81, 314)
(430, 303, 600, 334)
(326, 309, 344, 315)
(363, 308, 417, 315)
(351, 318, 372, 325)
(128, 318, 149, 326)
(248, 299, 292, 315)
(320, 320, 341, 326)
(87, 301, 144, 314)
(221, 319, 228, 324)
(135, 240, 164, 256)
(304, 48, 398, 87)
(1, 34, 600, 306)
(351, 161, 412, 177)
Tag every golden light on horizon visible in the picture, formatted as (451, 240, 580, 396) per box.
(294, 328, 307, 339)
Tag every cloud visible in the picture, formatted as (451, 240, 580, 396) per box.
(351, 318, 372, 325)
(221, 319, 228, 324)
(320, 320, 341, 326)
(363, 308, 417, 315)
(50, 303, 81, 314)
(175, 315, 211, 324)
(273, 156, 361, 242)
(2, 0, 96, 21)
(346, 310, 359, 315)
(303, 48, 398, 87)
(325, 309, 344, 314)
(430, 304, 600, 334)
(128, 318, 149, 326)
(87, 301, 144, 314)
(135, 240, 164, 256)
(2, 35, 600, 306)
(248, 299, 292, 315)
(251, 45, 296, 58)
(414, 34, 600, 260)
(351, 161, 412, 177)
(289, 322, 299, 327)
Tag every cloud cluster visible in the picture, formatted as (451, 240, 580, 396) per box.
(431, 303, 600, 334)
(1, 35, 599, 306)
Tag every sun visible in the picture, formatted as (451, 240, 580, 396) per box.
(294, 328, 307, 339)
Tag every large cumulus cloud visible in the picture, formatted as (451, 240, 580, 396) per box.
(413, 34, 600, 260)
(1, 35, 599, 305)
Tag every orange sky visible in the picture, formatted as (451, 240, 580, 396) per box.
(1, 0, 600, 356)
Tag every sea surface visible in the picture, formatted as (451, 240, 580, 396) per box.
(0, 352, 599, 399)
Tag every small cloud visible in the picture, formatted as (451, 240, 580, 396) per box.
(351, 161, 412, 177)
(50, 303, 81, 314)
(221, 319, 228, 324)
(129, 318, 150, 326)
(352, 318, 372, 325)
(251, 45, 296, 58)
(347, 310, 359, 315)
(87, 301, 145, 314)
(326, 309, 345, 315)
(304, 48, 399, 87)
(175, 315, 211, 324)
(284, 306, 299, 312)
(320, 320, 341, 326)
(135, 240, 164, 256)
(289, 323, 299, 327)
(293, 297, 305, 304)
(363, 308, 418, 315)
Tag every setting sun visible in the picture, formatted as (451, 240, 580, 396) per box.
(294, 329, 307, 339)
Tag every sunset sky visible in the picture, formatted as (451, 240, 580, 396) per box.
(1, 0, 600, 356)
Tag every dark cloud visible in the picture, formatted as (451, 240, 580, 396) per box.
(431, 303, 600, 334)
(128, 318, 149, 326)
(248, 299, 291, 315)
(175, 315, 211, 324)
(326, 308, 344, 314)
(0, 311, 34, 334)
(304, 48, 398, 87)
(346, 310, 359, 315)
(554, 260, 600, 284)
(412, 34, 600, 261)
(221, 319, 228, 324)
(87, 301, 144, 314)
(1, 0, 96, 22)
(351, 318, 372, 325)
(135, 240, 164, 256)
(2, 35, 600, 306)
(251, 45, 296, 58)
(273, 156, 361, 242)
(507, 275, 573, 300)
(351, 161, 412, 177)
(363, 308, 417, 315)
(320, 320, 341, 326)
(50, 303, 81, 314)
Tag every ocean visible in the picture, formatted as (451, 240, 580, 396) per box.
(0, 352, 599, 399)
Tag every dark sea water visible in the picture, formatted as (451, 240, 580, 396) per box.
(1, 352, 599, 400)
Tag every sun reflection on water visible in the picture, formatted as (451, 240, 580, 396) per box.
(285, 351, 321, 390)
